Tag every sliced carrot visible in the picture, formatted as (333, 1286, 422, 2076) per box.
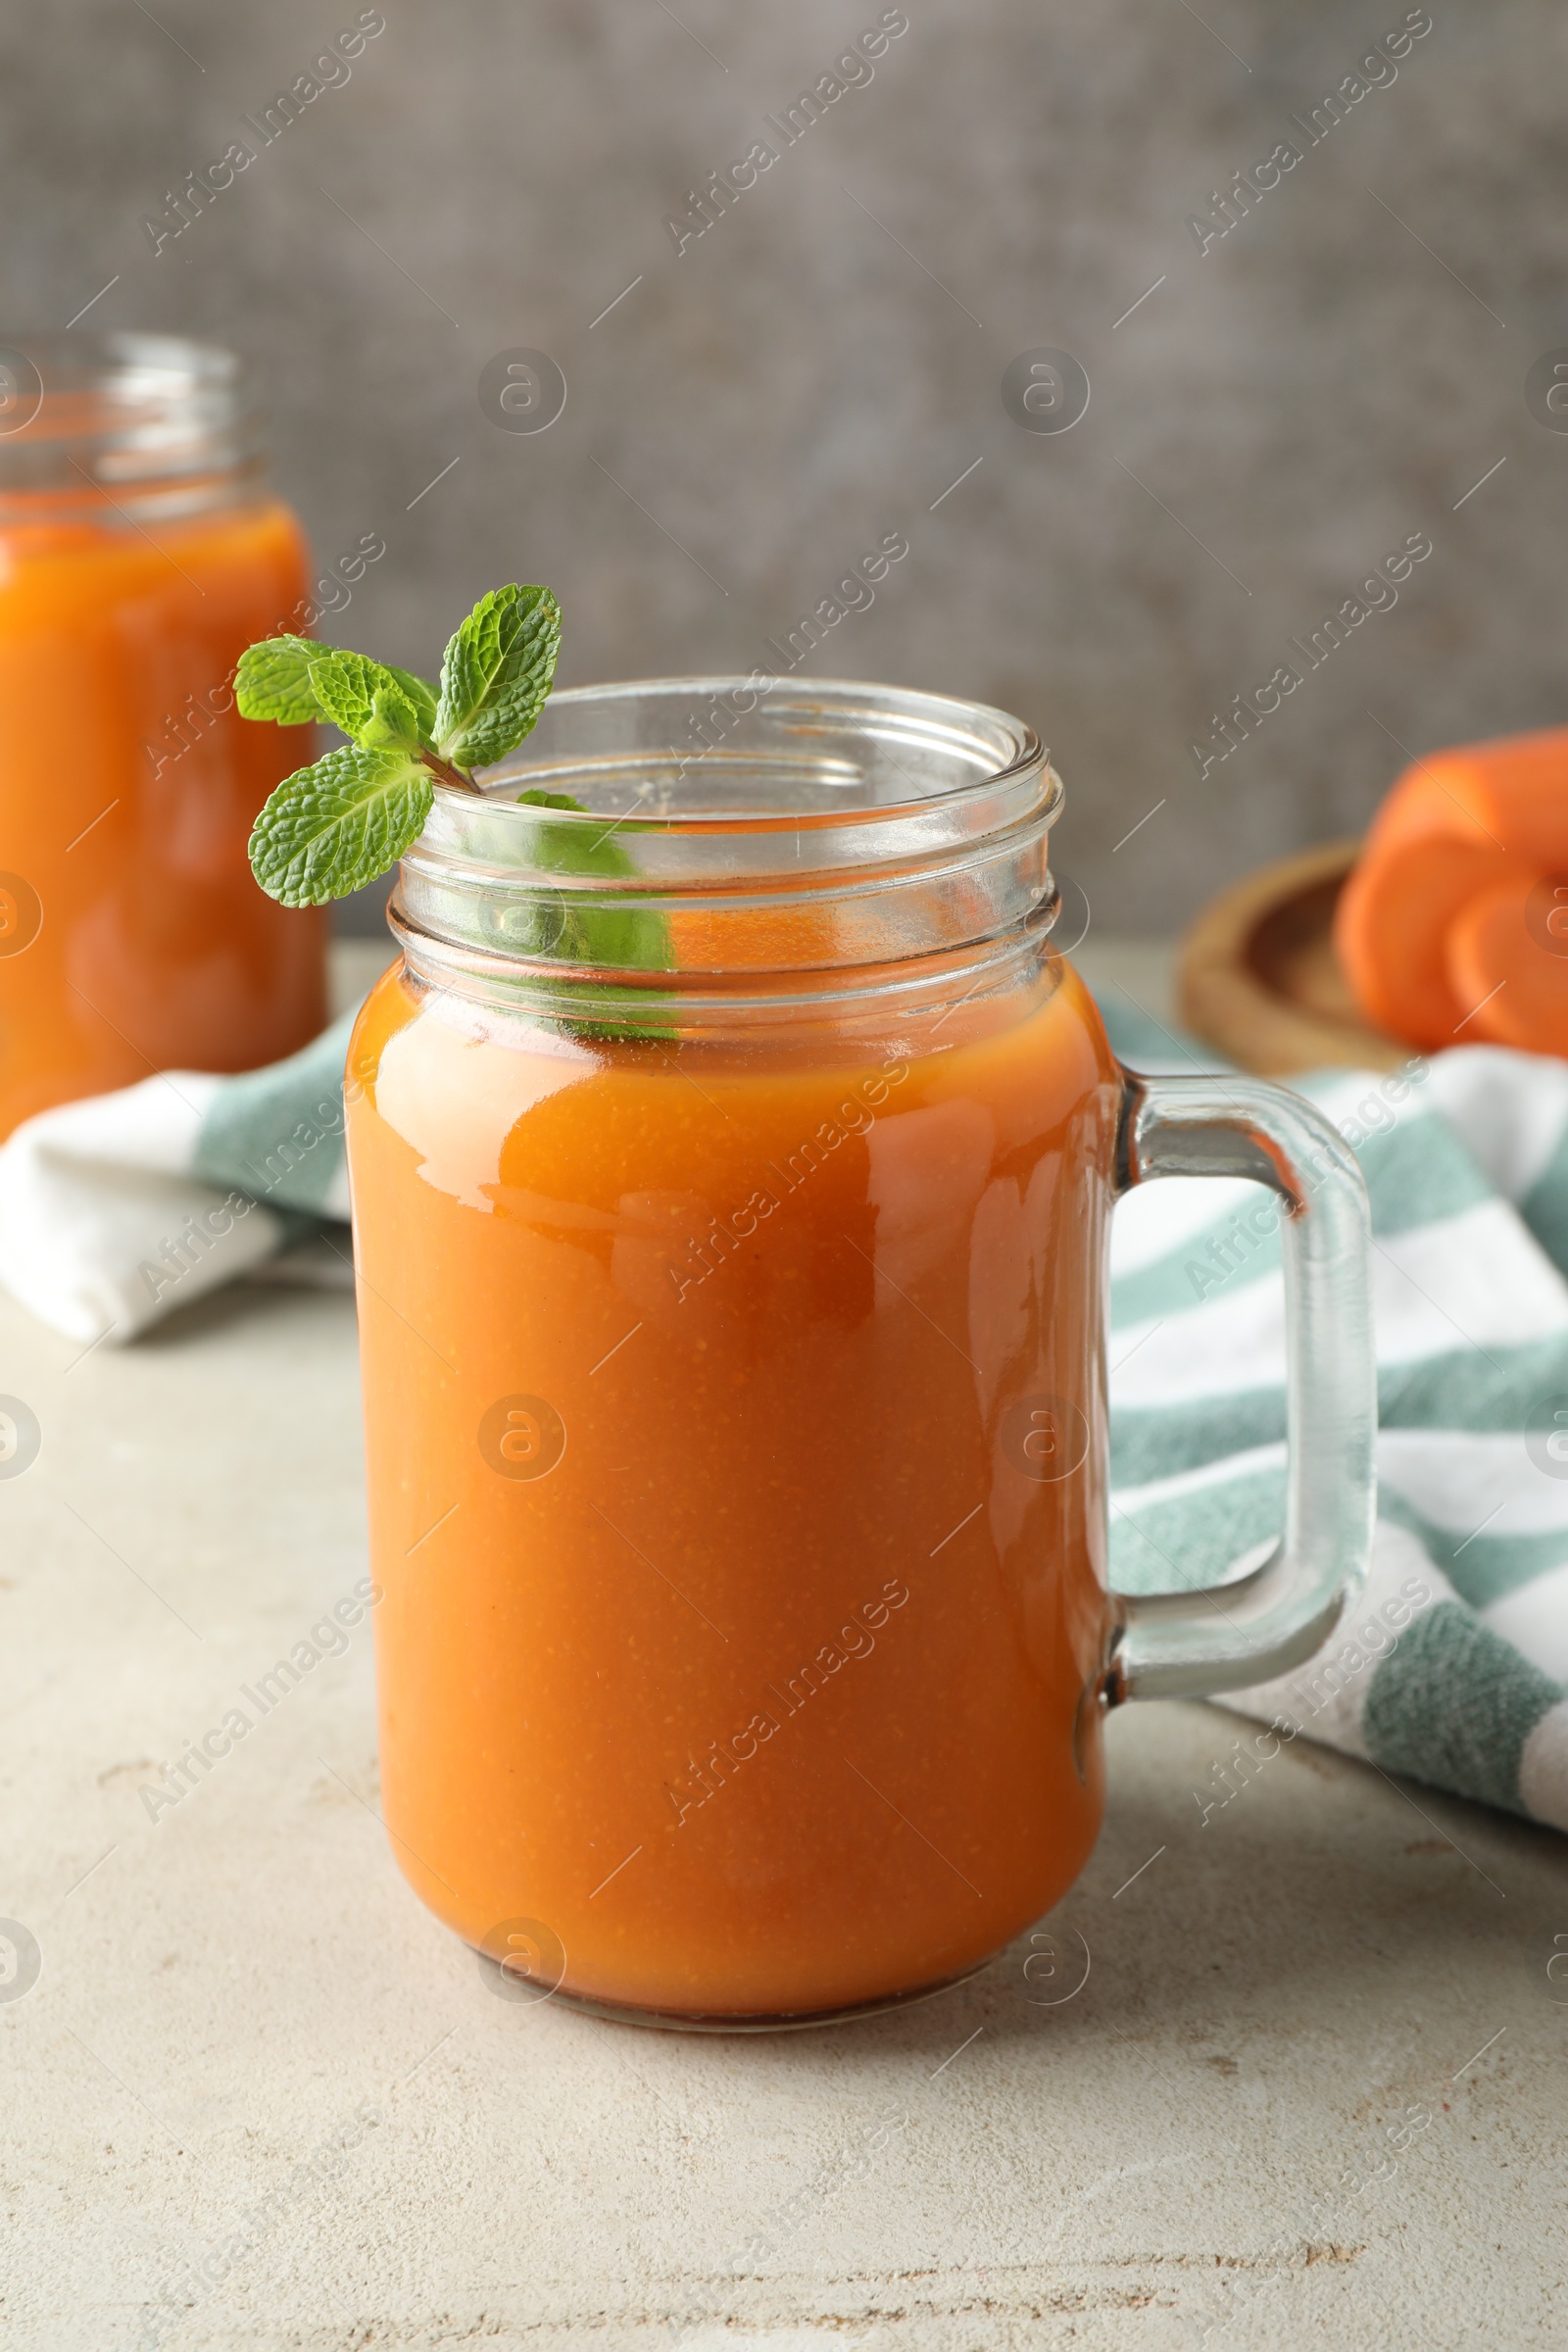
(1444, 875, 1568, 1056)
(1338, 728, 1568, 1049)
(1364, 729, 1568, 866)
(1360, 760, 1498, 858)
(1333, 836, 1536, 1050)
(1457, 727, 1568, 868)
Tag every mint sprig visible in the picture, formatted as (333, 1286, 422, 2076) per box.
(244, 747, 433, 912)
(432, 584, 561, 771)
(238, 584, 562, 906)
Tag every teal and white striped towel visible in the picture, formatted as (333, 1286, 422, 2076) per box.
(1101, 993, 1568, 1836)
(0, 1012, 357, 1344)
(2, 981, 1566, 1835)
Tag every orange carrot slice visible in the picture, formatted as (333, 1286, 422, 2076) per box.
(1364, 729, 1568, 865)
(1360, 760, 1498, 858)
(1455, 728, 1568, 867)
(1444, 874, 1568, 1056)
(1334, 836, 1535, 1050)
(1337, 728, 1568, 1048)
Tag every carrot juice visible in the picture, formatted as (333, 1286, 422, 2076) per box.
(347, 945, 1121, 2022)
(0, 336, 326, 1138)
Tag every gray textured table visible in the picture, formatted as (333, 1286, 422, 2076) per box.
(3, 945, 1563, 2352)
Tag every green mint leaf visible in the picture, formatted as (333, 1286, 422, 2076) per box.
(306, 651, 426, 752)
(434, 584, 562, 771)
(237, 587, 564, 911)
(510, 789, 672, 982)
(514, 788, 636, 883)
(383, 663, 439, 736)
(248, 745, 433, 908)
(363, 683, 423, 752)
(234, 635, 335, 724)
(304, 651, 377, 739)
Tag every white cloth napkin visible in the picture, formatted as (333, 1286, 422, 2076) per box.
(0, 1011, 355, 1345)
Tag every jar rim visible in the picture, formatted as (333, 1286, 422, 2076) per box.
(396, 673, 1063, 1011)
(0, 330, 264, 497)
(463, 673, 1054, 840)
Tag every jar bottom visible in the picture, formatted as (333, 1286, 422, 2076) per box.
(471, 1944, 990, 2034)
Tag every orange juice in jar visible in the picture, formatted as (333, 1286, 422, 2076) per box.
(345, 679, 1376, 2027)
(0, 333, 328, 1138)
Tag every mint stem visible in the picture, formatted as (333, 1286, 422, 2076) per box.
(425, 752, 480, 795)
(238, 584, 562, 906)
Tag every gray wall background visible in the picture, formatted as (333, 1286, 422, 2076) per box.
(6, 0, 1564, 934)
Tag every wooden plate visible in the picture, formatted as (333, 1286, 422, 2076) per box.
(1177, 840, 1408, 1076)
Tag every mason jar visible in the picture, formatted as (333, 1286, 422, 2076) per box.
(0, 331, 328, 1138)
(345, 677, 1375, 2029)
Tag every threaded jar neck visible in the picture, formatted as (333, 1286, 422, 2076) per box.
(393, 676, 1064, 1029)
(0, 331, 267, 523)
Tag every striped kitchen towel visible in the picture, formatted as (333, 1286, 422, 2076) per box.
(2, 969, 1566, 1838)
(0, 1011, 356, 1345)
(1100, 992, 1568, 1836)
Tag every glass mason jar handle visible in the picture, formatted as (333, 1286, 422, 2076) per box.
(1106, 1070, 1377, 1702)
